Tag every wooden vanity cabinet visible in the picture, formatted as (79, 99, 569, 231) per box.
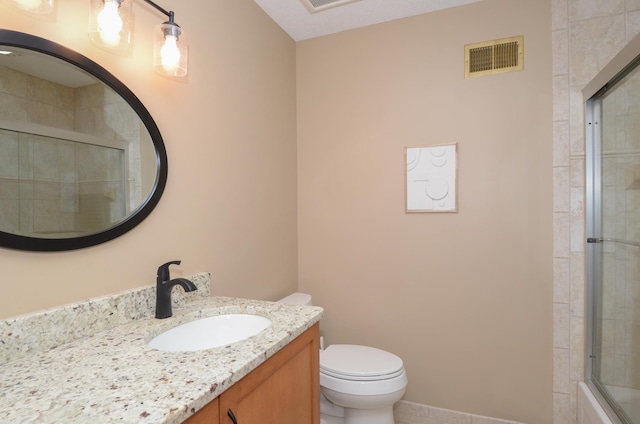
(184, 323, 320, 424)
(186, 398, 219, 424)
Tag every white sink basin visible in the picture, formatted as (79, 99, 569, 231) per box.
(148, 314, 272, 352)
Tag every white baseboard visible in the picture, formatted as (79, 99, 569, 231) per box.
(394, 400, 525, 424)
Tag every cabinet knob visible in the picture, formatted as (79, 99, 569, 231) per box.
(227, 408, 238, 424)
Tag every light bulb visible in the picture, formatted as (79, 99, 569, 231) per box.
(160, 35, 181, 74)
(97, 1, 123, 47)
(14, 0, 42, 9)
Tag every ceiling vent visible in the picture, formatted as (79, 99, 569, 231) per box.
(299, 0, 361, 14)
(464, 36, 524, 78)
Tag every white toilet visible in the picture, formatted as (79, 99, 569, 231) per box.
(278, 293, 408, 424)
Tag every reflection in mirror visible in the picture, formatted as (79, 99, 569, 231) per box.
(0, 30, 167, 251)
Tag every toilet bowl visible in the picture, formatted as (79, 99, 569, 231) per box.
(277, 293, 408, 424)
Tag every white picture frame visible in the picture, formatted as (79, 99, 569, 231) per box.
(405, 143, 458, 213)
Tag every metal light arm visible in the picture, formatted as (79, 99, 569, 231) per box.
(142, 0, 174, 23)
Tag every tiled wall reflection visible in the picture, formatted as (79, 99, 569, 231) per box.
(0, 64, 74, 129)
(0, 64, 140, 237)
(0, 129, 125, 236)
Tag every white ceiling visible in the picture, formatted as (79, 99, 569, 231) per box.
(252, 0, 484, 41)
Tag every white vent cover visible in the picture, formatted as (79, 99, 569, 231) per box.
(299, 0, 361, 14)
(465, 36, 524, 78)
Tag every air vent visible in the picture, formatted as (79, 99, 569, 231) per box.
(465, 36, 524, 78)
(299, 0, 361, 14)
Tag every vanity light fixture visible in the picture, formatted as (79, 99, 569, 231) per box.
(88, 0, 188, 78)
(1, 0, 53, 14)
(88, 0, 132, 51)
(148, 2, 188, 77)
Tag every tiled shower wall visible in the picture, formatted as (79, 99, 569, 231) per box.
(552, 0, 640, 422)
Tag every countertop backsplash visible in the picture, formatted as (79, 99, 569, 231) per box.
(0, 272, 211, 365)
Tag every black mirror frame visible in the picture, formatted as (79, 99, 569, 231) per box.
(0, 29, 168, 251)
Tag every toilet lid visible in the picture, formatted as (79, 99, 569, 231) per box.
(320, 344, 404, 381)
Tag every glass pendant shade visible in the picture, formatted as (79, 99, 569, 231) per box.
(153, 21, 187, 77)
(88, 0, 132, 51)
(3, 0, 54, 14)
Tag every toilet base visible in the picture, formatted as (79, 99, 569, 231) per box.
(321, 405, 395, 424)
(321, 386, 405, 424)
(343, 405, 395, 424)
(320, 413, 345, 424)
(320, 392, 345, 424)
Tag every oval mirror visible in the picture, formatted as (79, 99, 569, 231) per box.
(0, 30, 167, 251)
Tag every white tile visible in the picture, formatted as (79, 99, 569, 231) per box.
(627, 10, 640, 41)
(570, 252, 585, 317)
(554, 212, 571, 258)
(553, 29, 569, 76)
(554, 166, 571, 212)
(553, 0, 569, 30)
(554, 257, 571, 303)
(553, 75, 570, 122)
(429, 406, 472, 424)
(554, 392, 572, 423)
(554, 121, 570, 167)
(568, 0, 624, 22)
(554, 347, 571, 394)
(396, 402, 525, 424)
(395, 400, 429, 418)
(629, 0, 640, 12)
(471, 415, 523, 424)
(569, 15, 626, 87)
(570, 382, 579, 424)
(570, 158, 585, 188)
(570, 316, 586, 381)
(555, 303, 571, 348)
(569, 86, 585, 157)
(395, 412, 433, 424)
(570, 187, 585, 253)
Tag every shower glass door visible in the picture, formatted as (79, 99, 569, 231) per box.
(586, 56, 640, 424)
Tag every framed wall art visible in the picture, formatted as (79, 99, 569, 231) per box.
(405, 143, 458, 213)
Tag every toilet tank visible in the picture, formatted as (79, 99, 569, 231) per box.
(277, 292, 312, 306)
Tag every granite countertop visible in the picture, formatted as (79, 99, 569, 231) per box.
(0, 295, 323, 424)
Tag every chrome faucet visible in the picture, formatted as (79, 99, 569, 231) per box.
(155, 260, 197, 319)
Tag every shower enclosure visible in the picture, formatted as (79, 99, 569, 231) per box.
(585, 40, 640, 424)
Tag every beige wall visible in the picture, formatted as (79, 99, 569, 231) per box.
(0, 0, 298, 317)
(1, 1, 558, 422)
(296, 0, 553, 422)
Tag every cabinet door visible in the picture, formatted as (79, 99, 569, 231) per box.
(220, 324, 320, 424)
(184, 397, 219, 424)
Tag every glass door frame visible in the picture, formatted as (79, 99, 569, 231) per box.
(584, 47, 640, 424)
(585, 92, 628, 424)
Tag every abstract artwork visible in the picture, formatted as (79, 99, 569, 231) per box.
(405, 143, 457, 213)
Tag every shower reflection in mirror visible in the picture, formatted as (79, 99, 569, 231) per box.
(0, 54, 155, 239)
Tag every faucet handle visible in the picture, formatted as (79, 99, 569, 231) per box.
(157, 260, 181, 282)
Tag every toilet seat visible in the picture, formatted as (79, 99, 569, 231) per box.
(320, 344, 404, 381)
(320, 368, 408, 397)
(321, 367, 405, 381)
